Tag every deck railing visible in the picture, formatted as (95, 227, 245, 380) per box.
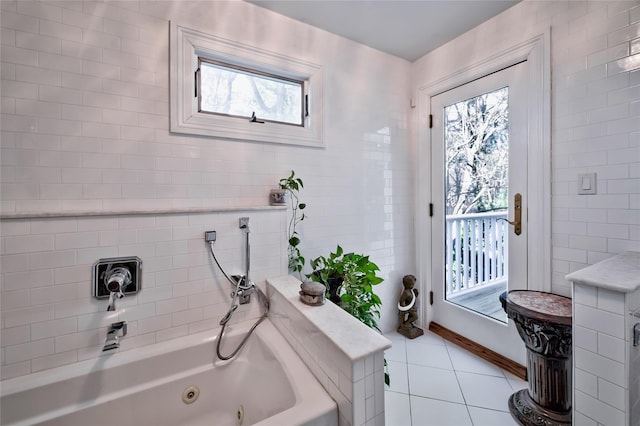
(445, 211, 508, 297)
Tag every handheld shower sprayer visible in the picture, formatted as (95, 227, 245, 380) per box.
(205, 216, 269, 361)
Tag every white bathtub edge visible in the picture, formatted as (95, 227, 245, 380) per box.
(0, 327, 218, 397)
(1, 318, 337, 426)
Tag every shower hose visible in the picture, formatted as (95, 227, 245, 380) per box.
(208, 241, 269, 361)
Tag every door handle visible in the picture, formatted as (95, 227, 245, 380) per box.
(498, 193, 522, 235)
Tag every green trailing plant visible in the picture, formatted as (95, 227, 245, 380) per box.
(309, 245, 390, 386)
(339, 252, 384, 331)
(279, 170, 306, 280)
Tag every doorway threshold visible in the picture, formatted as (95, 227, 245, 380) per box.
(429, 322, 526, 380)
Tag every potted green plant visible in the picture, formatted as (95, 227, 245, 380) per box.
(308, 245, 347, 304)
(309, 246, 389, 385)
(277, 170, 306, 279)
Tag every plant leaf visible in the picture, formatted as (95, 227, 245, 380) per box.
(341, 294, 354, 302)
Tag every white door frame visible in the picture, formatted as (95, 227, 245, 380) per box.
(415, 31, 551, 329)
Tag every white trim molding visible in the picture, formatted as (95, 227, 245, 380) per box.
(415, 29, 552, 327)
(169, 22, 324, 148)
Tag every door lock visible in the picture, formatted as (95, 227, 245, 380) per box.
(498, 193, 522, 235)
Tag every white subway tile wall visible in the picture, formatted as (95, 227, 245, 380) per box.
(1, 0, 639, 387)
(550, 0, 640, 294)
(626, 289, 640, 426)
(0, 0, 414, 339)
(412, 0, 640, 298)
(573, 282, 636, 426)
(413, 2, 640, 423)
(0, 209, 286, 379)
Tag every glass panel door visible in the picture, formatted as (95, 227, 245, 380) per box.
(444, 87, 509, 322)
(430, 61, 529, 363)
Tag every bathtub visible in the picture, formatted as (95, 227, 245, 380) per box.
(0, 319, 337, 426)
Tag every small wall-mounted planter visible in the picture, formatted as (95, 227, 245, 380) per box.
(269, 189, 287, 206)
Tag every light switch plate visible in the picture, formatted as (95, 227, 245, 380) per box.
(577, 173, 596, 195)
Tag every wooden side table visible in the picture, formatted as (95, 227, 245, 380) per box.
(500, 290, 573, 426)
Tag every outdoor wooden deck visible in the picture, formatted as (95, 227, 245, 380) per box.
(447, 282, 507, 322)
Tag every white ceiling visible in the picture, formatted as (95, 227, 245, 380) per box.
(246, 0, 520, 62)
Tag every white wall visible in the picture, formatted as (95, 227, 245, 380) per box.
(412, 0, 640, 297)
(0, 0, 413, 379)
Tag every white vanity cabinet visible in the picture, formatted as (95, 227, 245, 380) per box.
(566, 251, 640, 426)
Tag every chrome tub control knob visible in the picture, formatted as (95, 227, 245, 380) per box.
(105, 267, 131, 311)
(92, 257, 142, 310)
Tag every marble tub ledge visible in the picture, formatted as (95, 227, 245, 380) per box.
(266, 275, 391, 361)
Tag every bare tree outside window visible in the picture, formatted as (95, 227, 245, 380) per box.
(444, 87, 509, 215)
(199, 60, 303, 126)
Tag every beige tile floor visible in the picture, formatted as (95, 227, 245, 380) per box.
(384, 329, 527, 426)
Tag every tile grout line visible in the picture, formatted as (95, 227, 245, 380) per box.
(446, 341, 474, 425)
(404, 335, 414, 425)
(386, 330, 522, 425)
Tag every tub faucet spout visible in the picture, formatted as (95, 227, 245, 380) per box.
(103, 321, 127, 351)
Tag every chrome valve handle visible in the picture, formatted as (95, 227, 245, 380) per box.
(105, 267, 131, 311)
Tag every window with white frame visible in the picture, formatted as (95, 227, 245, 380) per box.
(198, 58, 305, 126)
(170, 23, 323, 147)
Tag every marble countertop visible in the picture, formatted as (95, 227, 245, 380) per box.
(267, 275, 391, 362)
(565, 251, 640, 293)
